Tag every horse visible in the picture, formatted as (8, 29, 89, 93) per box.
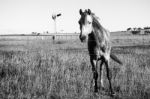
(78, 9, 122, 95)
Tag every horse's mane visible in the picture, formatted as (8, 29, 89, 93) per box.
(91, 13, 110, 44)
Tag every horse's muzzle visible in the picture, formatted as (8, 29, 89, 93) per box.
(79, 34, 86, 42)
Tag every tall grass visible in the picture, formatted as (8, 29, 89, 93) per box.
(0, 39, 150, 99)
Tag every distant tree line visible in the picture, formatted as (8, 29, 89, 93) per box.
(127, 26, 150, 35)
(144, 27, 150, 29)
(31, 31, 49, 35)
(32, 32, 40, 35)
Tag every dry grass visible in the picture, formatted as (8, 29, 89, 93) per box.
(0, 35, 150, 99)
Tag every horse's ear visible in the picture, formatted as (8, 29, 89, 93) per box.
(79, 9, 83, 15)
(88, 9, 91, 15)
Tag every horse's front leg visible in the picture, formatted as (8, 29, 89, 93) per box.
(90, 57, 98, 92)
(99, 60, 104, 90)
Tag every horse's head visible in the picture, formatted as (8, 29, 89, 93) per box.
(78, 9, 93, 42)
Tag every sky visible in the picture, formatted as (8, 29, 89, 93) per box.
(0, 0, 150, 34)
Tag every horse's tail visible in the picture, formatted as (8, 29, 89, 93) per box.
(110, 53, 123, 65)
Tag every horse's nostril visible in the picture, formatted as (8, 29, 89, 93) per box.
(79, 35, 86, 42)
(82, 36, 86, 40)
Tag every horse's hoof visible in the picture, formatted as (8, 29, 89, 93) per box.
(99, 86, 105, 91)
(94, 90, 98, 93)
(109, 92, 115, 97)
(94, 88, 98, 93)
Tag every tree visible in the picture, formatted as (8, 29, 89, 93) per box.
(46, 31, 49, 34)
(127, 27, 132, 31)
(137, 27, 142, 31)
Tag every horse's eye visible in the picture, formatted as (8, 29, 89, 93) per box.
(88, 21, 92, 24)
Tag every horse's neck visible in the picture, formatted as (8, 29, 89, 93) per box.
(92, 16, 110, 41)
(89, 28, 110, 49)
(88, 16, 111, 54)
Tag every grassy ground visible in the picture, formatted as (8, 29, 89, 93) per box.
(0, 35, 150, 99)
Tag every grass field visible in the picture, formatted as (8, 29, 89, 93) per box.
(0, 33, 150, 99)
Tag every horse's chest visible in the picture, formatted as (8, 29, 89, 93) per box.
(88, 41, 103, 59)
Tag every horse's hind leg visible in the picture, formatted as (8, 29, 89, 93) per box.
(94, 71, 98, 92)
(105, 59, 114, 95)
(90, 58, 98, 92)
